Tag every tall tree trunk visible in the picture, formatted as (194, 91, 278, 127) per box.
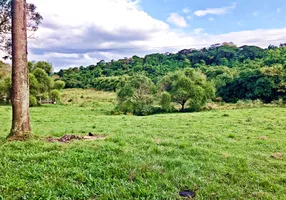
(8, 0, 31, 140)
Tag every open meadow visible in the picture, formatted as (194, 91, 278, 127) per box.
(0, 89, 286, 199)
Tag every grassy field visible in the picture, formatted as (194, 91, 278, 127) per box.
(0, 89, 286, 199)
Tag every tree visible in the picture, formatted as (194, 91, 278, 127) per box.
(0, 0, 43, 59)
(116, 74, 155, 115)
(32, 68, 52, 96)
(8, 0, 31, 139)
(158, 69, 215, 111)
(28, 61, 53, 75)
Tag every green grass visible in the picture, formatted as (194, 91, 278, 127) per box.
(0, 89, 286, 199)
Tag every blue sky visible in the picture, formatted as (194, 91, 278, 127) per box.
(141, 0, 286, 34)
(25, 0, 286, 70)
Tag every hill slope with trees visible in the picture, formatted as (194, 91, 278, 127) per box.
(56, 43, 286, 105)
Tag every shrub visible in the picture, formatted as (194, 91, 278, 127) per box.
(116, 74, 155, 115)
(116, 100, 134, 114)
(53, 80, 66, 90)
(271, 98, 284, 106)
(29, 95, 38, 107)
(253, 99, 263, 107)
(133, 102, 154, 116)
(160, 92, 172, 112)
(50, 89, 61, 102)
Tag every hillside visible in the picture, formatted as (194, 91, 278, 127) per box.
(56, 43, 286, 103)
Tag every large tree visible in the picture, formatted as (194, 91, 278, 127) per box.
(158, 69, 215, 111)
(8, 0, 31, 139)
(0, 0, 42, 59)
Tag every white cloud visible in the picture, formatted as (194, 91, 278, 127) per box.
(194, 3, 236, 17)
(209, 17, 215, 21)
(24, 0, 286, 71)
(182, 8, 191, 14)
(193, 28, 204, 34)
(167, 13, 188, 28)
(204, 28, 286, 48)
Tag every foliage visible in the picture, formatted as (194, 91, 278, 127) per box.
(92, 76, 129, 91)
(0, 0, 43, 59)
(50, 89, 61, 101)
(0, 61, 11, 102)
(32, 68, 52, 94)
(0, 76, 11, 103)
(53, 80, 66, 90)
(218, 65, 286, 103)
(29, 95, 38, 107)
(28, 73, 39, 97)
(1, 61, 65, 106)
(29, 61, 53, 75)
(160, 92, 172, 112)
(116, 75, 155, 115)
(158, 69, 216, 111)
(55, 44, 286, 103)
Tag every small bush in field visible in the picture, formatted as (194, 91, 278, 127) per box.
(50, 89, 61, 102)
(253, 99, 263, 106)
(160, 92, 172, 112)
(29, 95, 38, 107)
(271, 98, 284, 106)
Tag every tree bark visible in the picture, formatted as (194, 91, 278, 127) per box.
(8, 0, 31, 140)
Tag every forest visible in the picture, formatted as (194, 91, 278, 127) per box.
(54, 43, 286, 114)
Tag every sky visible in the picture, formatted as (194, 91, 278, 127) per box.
(26, 0, 286, 71)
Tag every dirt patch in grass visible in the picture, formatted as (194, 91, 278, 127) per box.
(46, 133, 106, 143)
(271, 152, 283, 159)
(260, 136, 268, 140)
(222, 153, 232, 158)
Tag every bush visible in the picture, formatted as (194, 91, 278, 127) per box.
(116, 74, 155, 115)
(116, 100, 134, 114)
(133, 103, 154, 116)
(160, 92, 172, 112)
(187, 99, 204, 112)
(29, 95, 38, 107)
(253, 99, 263, 106)
(271, 98, 285, 106)
(235, 99, 264, 108)
(53, 80, 66, 90)
(50, 89, 61, 102)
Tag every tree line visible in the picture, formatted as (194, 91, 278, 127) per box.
(57, 43, 286, 105)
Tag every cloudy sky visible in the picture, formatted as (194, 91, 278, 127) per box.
(27, 0, 286, 71)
